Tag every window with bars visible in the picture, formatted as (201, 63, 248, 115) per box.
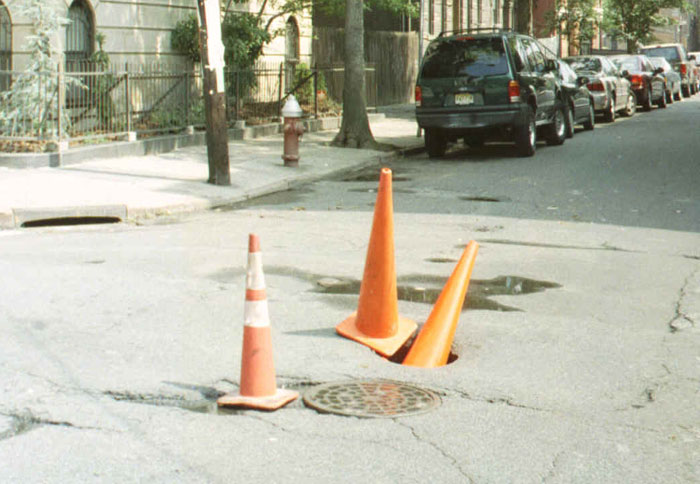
(65, 0, 94, 72)
(429, 0, 435, 35)
(0, 1, 10, 91)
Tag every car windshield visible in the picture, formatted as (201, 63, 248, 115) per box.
(612, 57, 641, 71)
(421, 37, 509, 78)
(564, 57, 601, 73)
(640, 47, 681, 62)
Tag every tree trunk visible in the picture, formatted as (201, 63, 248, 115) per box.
(197, 0, 231, 186)
(331, 0, 378, 149)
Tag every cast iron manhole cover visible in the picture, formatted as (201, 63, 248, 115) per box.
(303, 380, 441, 418)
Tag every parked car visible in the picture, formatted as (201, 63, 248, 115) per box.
(415, 29, 567, 158)
(609, 55, 667, 110)
(639, 43, 697, 97)
(688, 51, 700, 92)
(649, 56, 681, 103)
(563, 55, 634, 121)
(556, 59, 595, 136)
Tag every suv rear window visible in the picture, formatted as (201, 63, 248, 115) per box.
(640, 47, 681, 62)
(421, 37, 509, 79)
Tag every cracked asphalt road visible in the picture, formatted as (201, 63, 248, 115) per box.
(0, 209, 698, 482)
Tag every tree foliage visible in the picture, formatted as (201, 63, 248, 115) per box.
(172, 13, 270, 70)
(0, 0, 76, 139)
(603, 0, 690, 52)
(544, 0, 598, 54)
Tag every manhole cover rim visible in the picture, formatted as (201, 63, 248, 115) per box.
(302, 379, 441, 418)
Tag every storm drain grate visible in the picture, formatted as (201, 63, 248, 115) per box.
(303, 380, 441, 418)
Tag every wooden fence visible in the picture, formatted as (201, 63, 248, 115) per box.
(313, 27, 418, 106)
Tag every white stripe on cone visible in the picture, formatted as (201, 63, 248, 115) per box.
(244, 300, 270, 328)
(247, 252, 265, 290)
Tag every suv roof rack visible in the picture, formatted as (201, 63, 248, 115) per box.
(438, 27, 513, 38)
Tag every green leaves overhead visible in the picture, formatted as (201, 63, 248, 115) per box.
(602, 0, 691, 51)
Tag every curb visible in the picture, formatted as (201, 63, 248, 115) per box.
(0, 149, 400, 230)
(0, 114, 387, 170)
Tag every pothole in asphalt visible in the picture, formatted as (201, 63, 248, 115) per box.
(313, 273, 560, 312)
(211, 266, 560, 312)
(347, 187, 417, 194)
(302, 380, 441, 418)
(339, 169, 411, 182)
(459, 196, 507, 203)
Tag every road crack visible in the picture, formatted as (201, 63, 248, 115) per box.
(669, 268, 699, 333)
(395, 420, 475, 483)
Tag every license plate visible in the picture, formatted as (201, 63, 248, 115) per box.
(455, 93, 474, 105)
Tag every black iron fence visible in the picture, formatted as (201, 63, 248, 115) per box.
(0, 61, 377, 152)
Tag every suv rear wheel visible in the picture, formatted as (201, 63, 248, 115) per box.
(564, 102, 575, 139)
(425, 129, 447, 158)
(514, 106, 536, 157)
(545, 101, 567, 146)
(582, 102, 595, 130)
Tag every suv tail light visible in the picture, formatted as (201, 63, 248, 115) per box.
(680, 63, 687, 75)
(415, 86, 422, 105)
(587, 81, 605, 91)
(508, 80, 520, 103)
(629, 74, 644, 87)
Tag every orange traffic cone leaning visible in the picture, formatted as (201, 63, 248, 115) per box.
(217, 234, 298, 410)
(403, 241, 479, 368)
(336, 167, 417, 357)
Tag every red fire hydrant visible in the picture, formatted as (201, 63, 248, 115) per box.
(281, 95, 304, 167)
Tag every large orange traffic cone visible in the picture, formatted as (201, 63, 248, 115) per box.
(403, 241, 479, 368)
(217, 234, 298, 410)
(336, 167, 417, 357)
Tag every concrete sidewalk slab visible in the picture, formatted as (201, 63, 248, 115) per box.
(0, 113, 423, 229)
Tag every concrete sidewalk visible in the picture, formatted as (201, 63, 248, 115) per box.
(0, 109, 423, 229)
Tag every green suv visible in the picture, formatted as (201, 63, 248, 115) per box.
(415, 29, 567, 157)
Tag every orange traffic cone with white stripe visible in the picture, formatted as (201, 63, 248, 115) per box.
(336, 167, 417, 357)
(403, 241, 479, 368)
(217, 234, 298, 410)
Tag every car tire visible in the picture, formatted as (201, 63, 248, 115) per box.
(622, 91, 636, 117)
(545, 101, 566, 146)
(425, 129, 447, 158)
(463, 136, 485, 149)
(674, 89, 682, 101)
(514, 106, 536, 157)
(642, 87, 653, 111)
(582, 101, 595, 131)
(666, 90, 673, 104)
(682, 85, 690, 97)
(603, 97, 615, 122)
(564, 102, 575, 139)
(656, 88, 667, 108)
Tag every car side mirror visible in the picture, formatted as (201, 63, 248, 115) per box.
(544, 59, 558, 72)
(653, 67, 664, 75)
(689, 54, 696, 61)
(621, 70, 630, 77)
(577, 76, 589, 86)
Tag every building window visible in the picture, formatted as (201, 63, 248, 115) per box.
(453, 0, 463, 31)
(0, 0, 10, 90)
(477, 0, 482, 25)
(65, 0, 94, 71)
(493, 0, 500, 24)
